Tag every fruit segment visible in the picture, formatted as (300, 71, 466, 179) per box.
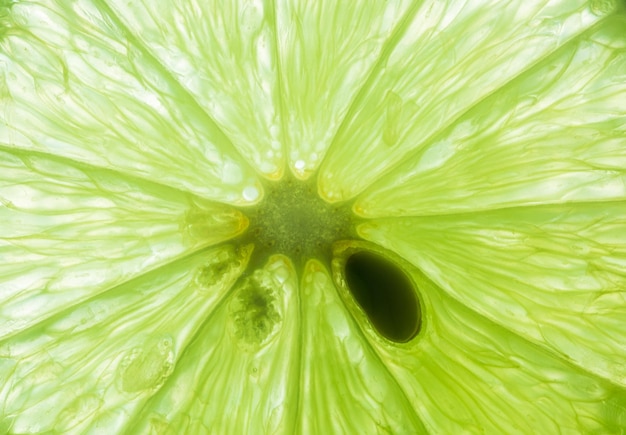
(357, 15, 626, 217)
(360, 201, 626, 390)
(296, 260, 427, 434)
(125, 255, 300, 434)
(0, 150, 246, 341)
(367, 272, 626, 433)
(274, 0, 414, 178)
(99, 0, 284, 179)
(0, 0, 261, 203)
(319, 0, 612, 201)
(0, 247, 248, 433)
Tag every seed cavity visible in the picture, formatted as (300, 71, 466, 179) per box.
(117, 336, 175, 393)
(194, 245, 250, 293)
(228, 269, 282, 351)
(344, 250, 421, 343)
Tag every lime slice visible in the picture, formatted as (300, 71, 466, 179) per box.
(1, 0, 626, 433)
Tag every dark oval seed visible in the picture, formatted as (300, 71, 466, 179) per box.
(344, 251, 421, 342)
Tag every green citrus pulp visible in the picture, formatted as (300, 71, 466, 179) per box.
(1, 0, 626, 433)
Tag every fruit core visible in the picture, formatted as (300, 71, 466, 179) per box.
(234, 176, 422, 344)
(236, 176, 355, 269)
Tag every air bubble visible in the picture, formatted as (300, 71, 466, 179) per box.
(249, 364, 259, 377)
(243, 186, 260, 201)
(294, 159, 305, 170)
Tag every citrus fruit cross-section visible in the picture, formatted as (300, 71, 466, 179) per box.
(1, 0, 626, 433)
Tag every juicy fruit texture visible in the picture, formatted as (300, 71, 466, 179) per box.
(1, 1, 626, 434)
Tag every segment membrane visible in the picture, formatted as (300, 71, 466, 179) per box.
(361, 202, 626, 389)
(100, 0, 285, 178)
(0, 247, 248, 433)
(320, 0, 608, 201)
(0, 0, 261, 203)
(0, 149, 245, 340)
(357, 15, 626, 217)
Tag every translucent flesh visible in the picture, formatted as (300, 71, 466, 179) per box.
(318, 0, 616, 201)
(94, 0, 285, 179)
(1, 0, 626, 433)
(0, 0, 262, 204)
(356, 15, 626, 216)
(0, 150, 246, 341)
(360, 202, 626, 389)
